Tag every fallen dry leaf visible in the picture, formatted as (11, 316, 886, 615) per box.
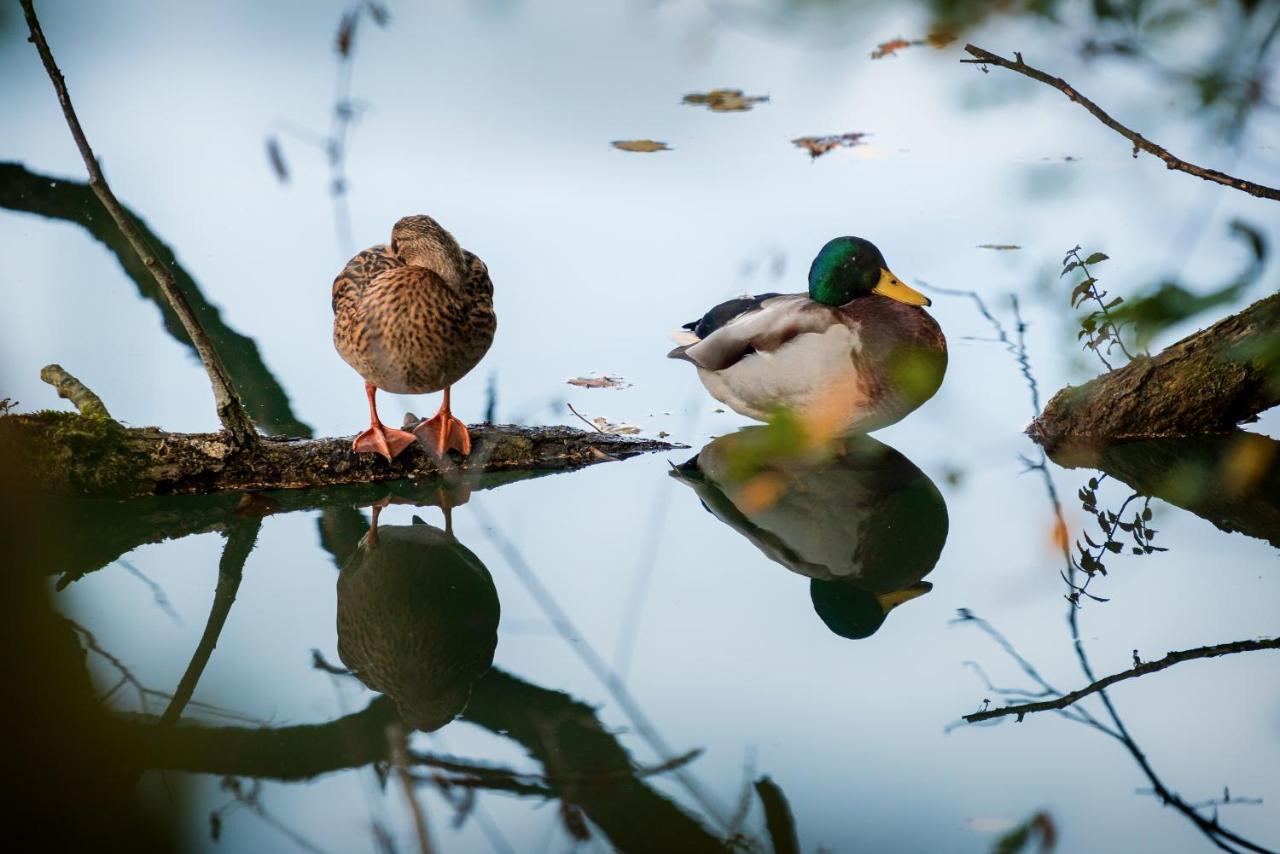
(682, 89, 769, 112)
(977, 244, 1022, 251)
(791, 133, 868, 160)
(871, 32, 957, 59)
(871, 38, 913, 59)
(567, 375, 630, 390)
(591, 416, 641, 435)
(612, 140, 670, 153)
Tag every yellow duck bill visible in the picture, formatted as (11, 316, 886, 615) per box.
(872, 268, 931, 307)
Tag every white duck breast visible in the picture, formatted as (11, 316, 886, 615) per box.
(679, 296, 868, 422)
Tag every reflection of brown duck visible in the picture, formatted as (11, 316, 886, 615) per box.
(337, 516, 499, 731)
(671, 429, 948, 639)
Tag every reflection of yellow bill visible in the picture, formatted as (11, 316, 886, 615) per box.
(873, 268, 931, 307)
(876, 582, 933, 613)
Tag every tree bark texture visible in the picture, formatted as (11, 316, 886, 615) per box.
(1029, 293, 1280, 450)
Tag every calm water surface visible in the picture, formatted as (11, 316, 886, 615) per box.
(3, 1, 1279, 852)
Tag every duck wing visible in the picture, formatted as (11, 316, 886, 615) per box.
(668, 293, 839, 371)
(332, 244, 399, 315)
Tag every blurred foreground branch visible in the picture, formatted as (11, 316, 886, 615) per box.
(965, 636, 1280, 723)
(1029, 294, 1280, 449)
(962, 44, 1280, 202)
(20, 0, 259, 446)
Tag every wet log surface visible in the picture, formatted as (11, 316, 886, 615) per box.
(1029, 293, 1280, 450)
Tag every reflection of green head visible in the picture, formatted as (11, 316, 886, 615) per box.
(809, 580, 932, 639)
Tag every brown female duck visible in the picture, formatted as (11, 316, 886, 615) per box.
(333, 215, 496, 459)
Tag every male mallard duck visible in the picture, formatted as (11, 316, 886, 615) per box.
(671, 428, 948, 639)
(669, 237, 946, 435)
(337, 515, 500, 732)
(333, 215, 496, 460)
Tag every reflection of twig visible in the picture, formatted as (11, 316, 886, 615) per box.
(962, 44, 1280, 202)
(212, 778, 333, 854)
(157, 519, 261, 727)
(388, 723, 434, 854)
(958, 610, 1273, 853)
(20, 0, 259, 446)
(966, 637, 1280, 722)
(471, 503, 732, 830)
(118, 559, 182, 625)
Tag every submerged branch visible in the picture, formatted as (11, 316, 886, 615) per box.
(20, 0, 259, 445)
(965, 637, 1280, 723)
(962, 44, 1280, 202)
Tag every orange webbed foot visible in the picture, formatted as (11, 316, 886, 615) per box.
(412, 412, 472, 457)
(353, 423, 417, 461)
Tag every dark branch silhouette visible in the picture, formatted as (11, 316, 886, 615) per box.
(965, 637, 1280, 723)
(19, 0, 259, 445)
(0, 162, 311, 437)
(962, 44, 1280, 202)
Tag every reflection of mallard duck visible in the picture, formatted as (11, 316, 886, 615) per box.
(332, 215, 496, 460)
(671, 429, 948, 638)
(337, 516, 499, 731)
(668, 237, 946, 435)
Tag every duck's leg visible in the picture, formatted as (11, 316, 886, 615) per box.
(353, 383, 417, 461)
(412, 386, 472, 457)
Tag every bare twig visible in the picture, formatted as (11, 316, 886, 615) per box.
(962, 44, 1280, 202)
(566, 402, 604, 432)
(965, 637, 1280, 723)
(20, 0, 259, 446)
(388, 723, 434, 854)
(39, 363, 112, 420)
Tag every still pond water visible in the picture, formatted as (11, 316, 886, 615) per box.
(3, 1, 1279, 852)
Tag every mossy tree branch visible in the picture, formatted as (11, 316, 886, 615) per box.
(1029, 294, 1280, 450)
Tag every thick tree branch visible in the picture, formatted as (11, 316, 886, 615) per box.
(20, 0, 259, 446)
(965, 637, 1280, 723)
(1, 408, 677, 499)
(1029, 293, 1280, 449)
(962, 44, 1280, 202)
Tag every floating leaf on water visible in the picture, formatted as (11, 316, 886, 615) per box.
(590, 416, 641, 435)
(791, 132, 868, 160)
(871, 38, 914, 59)
(682, 89, 769, 112)
(265, 136, 289, 183)
(977, 244, 1021, 250)
(567, 375, 630, 389)
(871, 32, 955, 59)
(612, 139, 670, 153)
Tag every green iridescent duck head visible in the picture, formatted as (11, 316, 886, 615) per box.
(808, 236, 931, 308)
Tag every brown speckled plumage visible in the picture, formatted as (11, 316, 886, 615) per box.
(333, 216, 496, 395)
(337, 520, 500, 732)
